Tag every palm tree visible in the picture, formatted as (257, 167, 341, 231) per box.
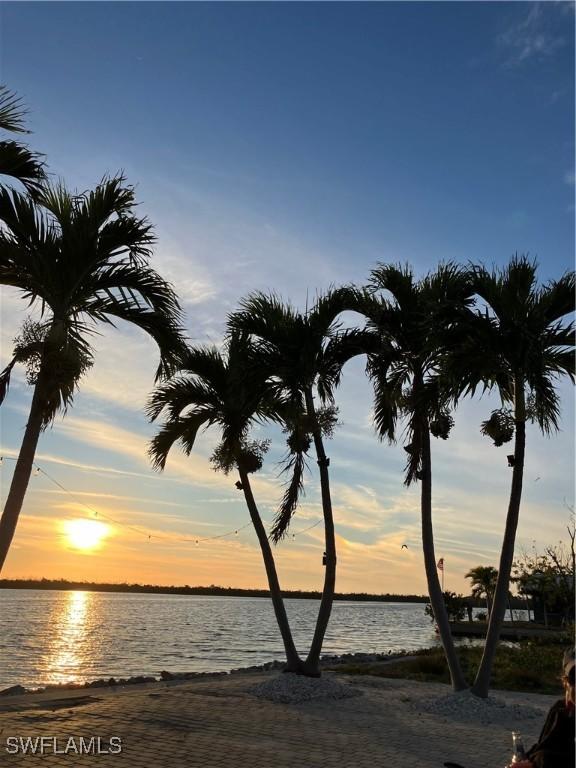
(0, 85, 45, 194)
(147, 334, 303, 672)
(345, 263, 471, 691)
(228, 290, 357, 676)
(449, 255, 575, 697)
(465, 565, 498, 618)
(0, 175, 185, 573)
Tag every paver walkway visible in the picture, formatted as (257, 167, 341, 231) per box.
(0, 672, 555, 767)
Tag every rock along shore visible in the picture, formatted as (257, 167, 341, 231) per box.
(0, 650, 403, 697)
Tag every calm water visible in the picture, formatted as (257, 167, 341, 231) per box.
(0, 590, 525, 690)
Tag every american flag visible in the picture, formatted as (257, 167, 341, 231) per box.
(437, 558, 444, 571)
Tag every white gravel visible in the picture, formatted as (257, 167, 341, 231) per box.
(248, 672, 362, 704)
(413, 689, 546, 725)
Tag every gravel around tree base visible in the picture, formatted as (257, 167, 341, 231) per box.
(248, 673, 362, 704)
(413, 689, 546, 725)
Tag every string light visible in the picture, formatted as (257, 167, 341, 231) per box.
(0, 456, 321, 546)
(292, 520, 322, 536)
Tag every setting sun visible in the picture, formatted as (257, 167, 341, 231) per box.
(63, 519, 110, 551)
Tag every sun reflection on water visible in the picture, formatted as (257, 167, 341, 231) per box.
(43, 590, 93, 685)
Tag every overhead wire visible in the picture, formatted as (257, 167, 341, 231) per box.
(0, 455, 322, 545)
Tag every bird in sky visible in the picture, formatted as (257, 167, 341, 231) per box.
(401, 544, 408, 550)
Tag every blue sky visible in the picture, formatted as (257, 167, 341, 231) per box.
(0, 1, 574, 593)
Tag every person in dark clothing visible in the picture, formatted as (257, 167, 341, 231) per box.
(444, 648, 575, 768)
(512, 646, 575, 768)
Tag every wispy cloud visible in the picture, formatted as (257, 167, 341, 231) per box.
(0, 449, 157, 482)
(33, 488, 186, 508)
(497, 3, 566, 66)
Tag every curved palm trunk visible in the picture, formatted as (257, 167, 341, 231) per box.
(421, 422, 467, 691)
(472, 379, 526, 698)
(0, 367, 49, 574)
(303, 388, 336, 677)
(237, 466, 302, 672)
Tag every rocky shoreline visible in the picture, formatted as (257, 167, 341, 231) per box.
(0, 650, 403, 697)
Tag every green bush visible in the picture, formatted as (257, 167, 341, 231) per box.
(332, 641, 566, 694)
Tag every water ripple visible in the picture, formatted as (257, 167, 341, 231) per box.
(0, 589, 526, 690)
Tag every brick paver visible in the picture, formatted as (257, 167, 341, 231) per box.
(0, 673, 555, 767)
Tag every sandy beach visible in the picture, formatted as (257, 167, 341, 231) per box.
(0, 671, 556, 767)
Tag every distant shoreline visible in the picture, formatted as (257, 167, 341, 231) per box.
(0, 578, 433, 603)
(0, 578, 527, 607)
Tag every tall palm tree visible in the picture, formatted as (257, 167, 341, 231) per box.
(465, 565, 498, 617)
(0, 176, 185, 573)
(0, 85, 45, 194)
(147, 334, 303, 672)
(228, 290, 357, 676)
(345, 263, 471, 691)
(448, 256, 575, 697)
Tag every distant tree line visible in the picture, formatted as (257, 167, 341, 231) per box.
(0, 577, 430, 602)
(0, 577, 530, 607)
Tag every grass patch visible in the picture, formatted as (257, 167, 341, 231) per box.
(330, 640, 569, 695)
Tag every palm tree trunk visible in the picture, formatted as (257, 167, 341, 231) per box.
(0, 369, 49, 574)
(472, 378, 526, 698)
(303, 388, 336, 676)
(237, 466, 302, 672)
(421, 421, 467, 691)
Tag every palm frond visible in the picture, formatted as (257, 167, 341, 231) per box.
(526, 371, 561, 435)
(75, 175, 138, 233)
(402, 406, 423, 486)
(0, 141, 46, 194)
(441, 308, 511, 401)
(370, 263, 415, 309)
(147, 376, 220, 422)
(308, 286, 350, 336)
(0, 86, 29, 133)
(96, 215, 155, 263)
(271, 447, 308, 543)
(0, 356, 17, 405)
(229, 294, 317, 396)
(85, 263, 181, 319)
(148, 412, 210, 470)
(178, 345, 228, 390)
(82, 285, 185, 381)
(35, 180, 74, 226)
(228, 292, 297, 345)
(318, 327, 377, 403)
(0, 187, 53, 250)
(540, 348, 575, 382)
(501, 254, 538, 314)
(368, 359, 401, 443)
(537, 270, 575, 325)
